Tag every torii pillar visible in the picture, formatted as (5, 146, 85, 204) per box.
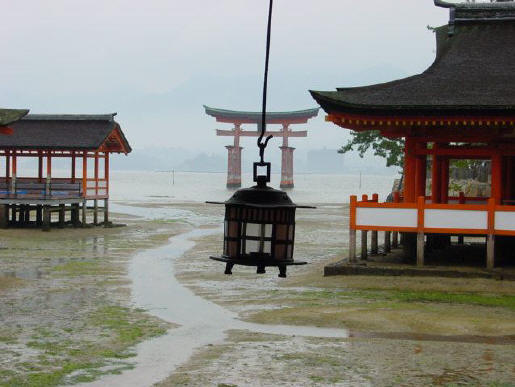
(280, 124, 295, 188)
(226, 124, 243, 188)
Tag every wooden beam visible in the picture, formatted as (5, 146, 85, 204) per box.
(216, 129, 307, 137)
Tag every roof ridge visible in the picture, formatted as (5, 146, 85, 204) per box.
(23, 113, 117, 121)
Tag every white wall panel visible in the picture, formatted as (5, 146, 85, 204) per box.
(356, 207, 417, 228)
(495, 211, 515, 231)
(425, 209, 487, 230)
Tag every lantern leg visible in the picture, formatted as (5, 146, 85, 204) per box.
(257, 265, 266, 274)
(224, 262, 234, 275)
(278, 265, 287, 278)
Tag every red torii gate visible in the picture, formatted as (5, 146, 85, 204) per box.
(204, 106, 319, 188)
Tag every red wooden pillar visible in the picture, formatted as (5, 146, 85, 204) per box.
(440, 158, 449, 204)
(46, 152, 52, 196)
(94, 152, 99, 196)
(415, 142, 427, 199)
(71, 151, 76, 183)
(403, 137, 417, 202)
(491, 152, 502, 204)
(280, 146, 295, 188)
(5, 151, 10, 183)
(225, 145, 243, 188)
(11, 151, 17, 192)
(431, 144, 442, 204)
(105, 153, 109, 196)
(38, 153, 43, 183)
(502, 156, 512, 201)
(82, 151, 87, 197)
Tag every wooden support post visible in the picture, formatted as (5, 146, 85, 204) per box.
(392, 232, 399, 248)
(42, 205, 51, 231)
(486, 198, 495, 269)
(0, 204, 8, 228)
(361, 230, 368, 260)
(103, 199, 109, 226)
(416, 196, 425, 266)
(11, 204, 16, 223)
(24, 206, 30, 224)
(38, 154, 43, 183)
(349, 195, 357, 262)
(417, 232, 425, 267)
(59, 204, 65, 228)
(81, 200, 87, 227)
(36, 205, 42, 226)
(72, 204, 80, 227)
(93, 199, 98, 225)
(384, 231, 391, 253)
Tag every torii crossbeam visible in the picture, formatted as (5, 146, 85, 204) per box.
(204, 106, 319, 188)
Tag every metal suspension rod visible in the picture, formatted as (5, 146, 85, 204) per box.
(257, 0, 274, 163)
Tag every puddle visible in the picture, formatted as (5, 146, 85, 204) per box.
(350, 331, 515, 345)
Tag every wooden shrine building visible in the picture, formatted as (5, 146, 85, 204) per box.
(0, 113, 131, 230)
(311, 0, 515, 269)
(204, 105, 318, 188)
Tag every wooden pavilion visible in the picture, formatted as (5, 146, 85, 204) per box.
(311, 0, 515, 269)
(0, 113, 131, 230)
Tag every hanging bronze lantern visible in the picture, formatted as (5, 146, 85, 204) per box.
(208, 0, 312, 277)
(209, 161, 311, 277)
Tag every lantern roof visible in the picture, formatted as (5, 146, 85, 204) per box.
(310, 2, 515, 117)
(222, 184, 297, 208)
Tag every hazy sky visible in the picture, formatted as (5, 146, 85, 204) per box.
(1, 0, 450, 155)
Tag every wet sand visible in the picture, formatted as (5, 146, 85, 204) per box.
(1, 201, 514, 386)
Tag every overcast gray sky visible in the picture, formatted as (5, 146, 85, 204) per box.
(1, 0, 450, 154)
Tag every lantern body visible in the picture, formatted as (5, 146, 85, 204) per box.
(210, 182, 307, 277)
(224, 204, 295, 265)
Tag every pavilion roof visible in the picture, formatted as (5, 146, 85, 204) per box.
(0, 114, 131, 154)
(204, 105, 319, 122)
(310, 2, 515, 117)
(0, 109, 29, 126)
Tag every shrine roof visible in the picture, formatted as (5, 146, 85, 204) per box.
(204, 105, 319, 122)
(0, 114, 131, 153)
(311, 2, 515, 117)
(0, 109, 30, 126)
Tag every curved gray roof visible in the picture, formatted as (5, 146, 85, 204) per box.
(311, 18, 515, 116)
(0, 109, 29, 126)
(1, 114, 131, 153)
(204, 105, 319, 122)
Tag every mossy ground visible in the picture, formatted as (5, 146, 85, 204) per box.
(0, 211, 185, 386)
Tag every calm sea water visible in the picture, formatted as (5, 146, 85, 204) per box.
(109, 171, 398, 204)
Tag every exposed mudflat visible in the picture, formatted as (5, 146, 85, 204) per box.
(1, 201, 514, 386)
